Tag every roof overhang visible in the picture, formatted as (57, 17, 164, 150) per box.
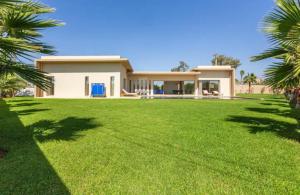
(129, 71, 201, 76)
(191, 66, 234, 71)
(35, 56, 134, 72)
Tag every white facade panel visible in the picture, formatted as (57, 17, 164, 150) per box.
(197, 71, 231, 97)
(42, 63, 122, 98)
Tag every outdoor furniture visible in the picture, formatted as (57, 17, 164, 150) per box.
(212, 91, 219, 96)
(91, 83, 106, 97)
(154, 89, 164, 94)
(142, 89, 148, 95)
(122, 89, 138, 96)
(172, 89, 183, 95)
(202, 90, 212, 96)
(145, 89, 150, 95)
(135, 89, 142, 95)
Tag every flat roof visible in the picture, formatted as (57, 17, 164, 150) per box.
(36, 56, 233, 73)
(191, 65, 233, 71)
(36, 56, 133, 72)
(129, 71, 201, 76)
(40, 56, 122, 60)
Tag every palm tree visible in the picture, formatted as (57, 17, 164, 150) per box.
(0, 0, 62, 90)
(251, 0, 300, 107)
(0, 74, 27, 97)
(240, 70, 245, 84)
(243, 73, 257, 93)
(0, 0, 21, 6)
(212, 54, 241, 69)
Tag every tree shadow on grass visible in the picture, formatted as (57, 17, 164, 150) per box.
(227, 115, 300, 142)
(245, 107, 295, 118)
(29, 117, 100, 142)
(260, 102, 290, 108)
(16, 108, 51, 116)
(246, 102, 300, 123)
(228, 96, 300, 142)
(0, 99, 100, 194)
(10, 102, 42, 107)
(8, 99, 33, 103)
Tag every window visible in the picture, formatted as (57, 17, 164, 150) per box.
(85, 76, 89, 96)
(133, 80, 136, 92)
(136, 80, 139, 90)
(110, 76, 115, 96)
(47, 76, 55, 96)
(153, 81, 164, 94)
(148, 80, 151, 91)
(184, 81, 195, 94)
(201, 80, 219, 93)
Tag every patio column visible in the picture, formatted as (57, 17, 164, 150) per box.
(198, 80, 202, 96)
(194, 79, 199, 96)
(143, 80, 146, 90)
(145, 80, 149, 95)
(134, 80, 137, 92)
(139, 80, 142, 90)
(150, 80, 154, 95)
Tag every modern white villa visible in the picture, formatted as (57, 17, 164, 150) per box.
(35, 56, 235, 98)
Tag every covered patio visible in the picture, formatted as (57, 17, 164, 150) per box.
(126, 69, 235, 98)
(127, 72, 199, 96)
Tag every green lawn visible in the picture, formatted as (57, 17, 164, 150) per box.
(0, 95, 299, 194)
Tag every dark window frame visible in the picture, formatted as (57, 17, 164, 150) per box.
(47, 76, 55, 96)
(110, 76, 115, 96)
(85, 76, 89, 96)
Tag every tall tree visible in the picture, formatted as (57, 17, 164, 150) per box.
(171, 61, 189, 72)
(243, 73, 257, 93)
(251, 0, 300, 107)
(0, 0, 62, 90)
(211, 54, 241, 69)
(240, 70, 245, 83)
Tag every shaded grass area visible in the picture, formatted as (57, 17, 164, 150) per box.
(0, 99, 70, 194)
(0, 96, 299, 194)
(237, 93, 285, 99)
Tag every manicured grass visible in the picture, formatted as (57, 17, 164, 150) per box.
(0, 95, 299, 194)
(237, 93, 285, 99)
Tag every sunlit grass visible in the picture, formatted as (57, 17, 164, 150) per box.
(0, 95, 299, 194)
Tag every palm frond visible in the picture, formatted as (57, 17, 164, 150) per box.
(251, 47, 288, 61)
(252, 0, 300, 89)
(263, 0, 300, 47)
(0, 37, 41, 58)
(17, 0, 56, 14)
(0, 0, 62, 89)
(0, 58, 52, 90)
(264, 61, 300, 88)
(1, 7, 63, 40)
(0, 0, 22, 7)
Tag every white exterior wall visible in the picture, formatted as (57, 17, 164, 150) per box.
(42, 63, 123, 98)
(35, 57, 234, 98)
(119, 65, 128, 92)
(197, 71, 231, 97)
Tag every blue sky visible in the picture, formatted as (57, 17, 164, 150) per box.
(41, 0, 275, 77)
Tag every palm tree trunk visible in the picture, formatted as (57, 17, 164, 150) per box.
(248, 82, 251, 94)
(296, 88, 300, 109)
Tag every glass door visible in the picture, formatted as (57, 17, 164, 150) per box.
(201, 80, 220, 94)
